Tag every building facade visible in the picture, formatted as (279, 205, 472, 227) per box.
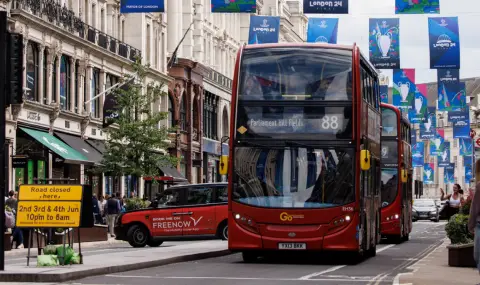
(3, 0, 174, 199)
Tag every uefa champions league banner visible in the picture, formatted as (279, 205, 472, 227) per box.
(395, 0, 440, 14)
(408, 84, 427, 123)
(211, 0, 256, 13)
(120, 0, 164, 13)
(411, 130, 417, 145)
(392, 69, 415, 114)
(412, 142, 424, 167)
(465, 166, 473, 183)
(459, 138, 473, 156)
(424, 163, 435, 184)
(369, 18, 400, 69)
(444, 163, 455, 184)
(438, 141, 450, 167)
(303, 0, 349, 14)
(420, 107, 436, 140)
(449, 109, 470, 138)
(307, 18, 339, 44)
(380, 85, 389, 103)
(437, 69, 460, 111)
(248, 16, 280, 45)
(428, 17, 460, 69)
(430, 128, 444, 156)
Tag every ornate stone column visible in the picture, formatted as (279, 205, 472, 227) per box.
(69, 57, 76, 112)
(46, 49, 54, 104)
(38, 45, 45, 104)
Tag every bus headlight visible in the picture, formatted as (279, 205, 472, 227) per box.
(233, 212, 259, 234)
(394, 214, 399, 219)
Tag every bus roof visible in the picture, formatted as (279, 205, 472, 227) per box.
(243, 43, 354, 51)
(381, 103, 411, 125)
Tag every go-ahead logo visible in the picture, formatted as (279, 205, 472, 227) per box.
(280, 212, 304, 222)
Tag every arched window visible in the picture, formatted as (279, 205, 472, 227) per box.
(168, 95, 174, 128)
(180, 95, 186, 131)
(60, 55, 71, 110)
(222, 107, 229, 138)
(26, 43, 38, 101)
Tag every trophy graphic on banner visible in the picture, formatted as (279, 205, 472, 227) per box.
(373, 21, 398, 59)
(425, 169, 432, 179)
(415, 95, 424, 114)
(424, 116, 432, 132)
(398, 82, 410, 102)
(435, 138, 442, 150)
(442, 150, 448, 162)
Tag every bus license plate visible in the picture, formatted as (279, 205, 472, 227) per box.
(278, 243, 306, 250)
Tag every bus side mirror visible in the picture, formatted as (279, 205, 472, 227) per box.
(401, 169, 408, 183)
(360, 150, 371, 171)
(219, 155, 229, 175)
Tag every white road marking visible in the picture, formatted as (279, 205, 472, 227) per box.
(105, 275, 392, 282)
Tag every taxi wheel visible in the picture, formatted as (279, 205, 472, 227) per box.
(127, 224, 149, 248)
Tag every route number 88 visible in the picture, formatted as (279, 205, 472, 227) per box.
(322, 116, 339, 130)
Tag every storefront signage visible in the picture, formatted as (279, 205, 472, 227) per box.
(12, 156, 28, 168)
(26, 111, 41, 121)
(16, 184, 83, 228)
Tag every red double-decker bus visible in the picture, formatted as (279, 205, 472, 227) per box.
(380, 103, 413, 242)
(219, 43, 382, 262)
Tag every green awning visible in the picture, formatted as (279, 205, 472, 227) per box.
(20, 127, 89, 164)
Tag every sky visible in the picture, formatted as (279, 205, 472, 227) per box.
(305, 0, 480, 86)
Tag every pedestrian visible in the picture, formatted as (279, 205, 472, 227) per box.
(468, 181, 480, 279)
(92, 195, 101, 224)
(5, 190, 17, 210)
(440, 184, 465, 219)
(105, 192, 121, 238)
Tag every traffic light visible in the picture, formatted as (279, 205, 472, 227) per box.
(6, 32, 23, 107)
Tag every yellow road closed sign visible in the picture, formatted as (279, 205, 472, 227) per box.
(18, 185, 83, 201)
(16, 201, 82, 228)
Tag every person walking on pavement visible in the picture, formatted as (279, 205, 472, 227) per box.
(105, 192, 121, 237)
(6, 190, 23, 248)
(468, 181, 480, 279)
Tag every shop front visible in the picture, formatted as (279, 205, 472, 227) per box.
(143, 163, 188, 200)
(202, 138, 229, 183)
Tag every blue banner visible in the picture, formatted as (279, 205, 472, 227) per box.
(380, 85, 389, 103)
(428, 17, 460, 69)
(430, 129, 445, 156)
(459, 138, 473, 156)
(411, 130, 417, 145)
(248, 16, 280, 45)
(450, 109, 470, 138)
(465, 166, 473, 184)
(438, 77, 466, 112)
(369, 19, 400, 69)
(396, 0, 440, 14)
(393, 69, 415, 114)
(408, 83, 427, 123)
(120, 0, 164, 13)
(445, 163, 455, 184)
(420, 107, 436, 140)
(303, 0, 349, 14)
(413, 142, 424, 167)
(438, 141, 450, 167)
(424, 163, 434, 184)
(211, 0, 256, 13)
(307, 18, 339, 44)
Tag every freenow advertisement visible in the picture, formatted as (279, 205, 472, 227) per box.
(420, 107, 436, 140)
(211, 0, 256, 13)
(449, 109, 470, 138)
(120, 0, 164, 13)
(395, 0, 440, 14)
(438, 141, 450, 167)
(303, 0, 349, 14)
(307, 18, 339, 44)
(428, 17, 460, 69)
(369, 18, 400, 69)
(424, 163, 435, 184)
(408, 83, 427, 123)
(412, 142, 424, 167)
(248, 16, 280, 44)
(444, 163, 455, 184)
(380, 85, 389, 103)
(392, 69, 415, 114)
(459, 138, 473, 156)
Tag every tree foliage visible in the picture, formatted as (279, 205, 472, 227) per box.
(95, 59, 177, 178)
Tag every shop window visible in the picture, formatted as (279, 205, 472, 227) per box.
(60, 55, 71, 110)
(91, 68, 101, 118)
(26, 42, 39, 101)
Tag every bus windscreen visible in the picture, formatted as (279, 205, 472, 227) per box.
(382, 108, 398, 136)
(238, 48, 352, 101)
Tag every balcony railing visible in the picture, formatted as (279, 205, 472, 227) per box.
(11, 0, 141, 62)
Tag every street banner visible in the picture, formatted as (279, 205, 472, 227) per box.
(465, 165, 473, 184)
(395, 0, 440, 14)
(428, 17, 460, 69)
(392, 69, 415, 114)
(411, 130, 417, 145)
(430, 128, 444, 156)
(459, 138, 473, 156)
(424, 162, 435, 184)
(380, 85, 389, 103)
(307, 18, 339, 44)
(413, 142, 424, 167)
(445, 163, 455, 184)
(303, 0, 349, 14)
(369, 18, 400, 69)
(437, 70, 465, 111)
(103, 78, 133, 128)
(438, 141, 450, 167)
(449, 109, 470, 138)
(211, 0, 256, 13)
(120, 0, 165, 13)
(420, 107, 436, 140)
(248, 16, 280, 45)
(408, 83, 427, 123)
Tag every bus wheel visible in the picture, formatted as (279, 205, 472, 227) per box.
(217, 221, 228, 240)
(147, 239, 164, 247)
(127, 224, 149, 248)
(242, 252, 258, 263)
